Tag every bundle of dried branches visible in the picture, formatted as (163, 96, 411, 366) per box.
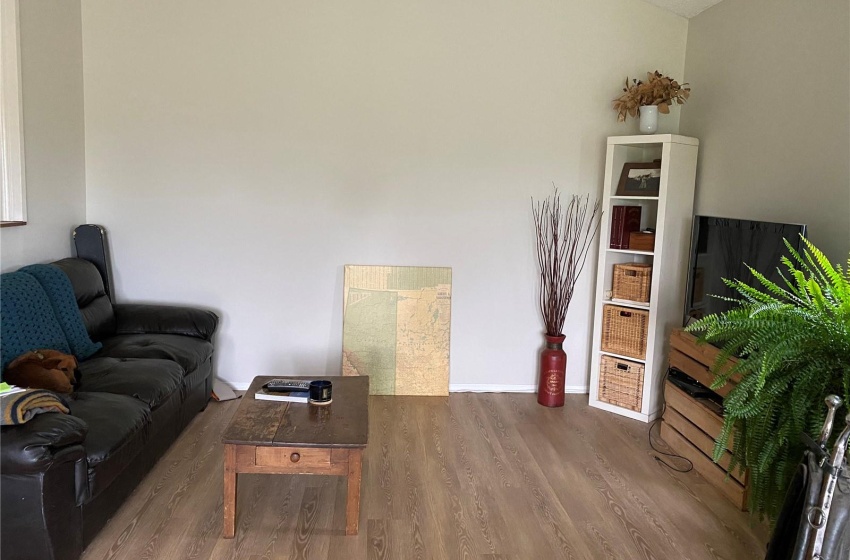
(532, 188, 602, 336)
(613, 70, 691, 122)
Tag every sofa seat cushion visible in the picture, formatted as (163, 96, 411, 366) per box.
(68, 392, 151, 502)
(94, 334, 213, 373)
(76, 358, 184, 409)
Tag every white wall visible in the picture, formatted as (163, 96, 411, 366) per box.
(680, 0, 850, 264)
(0, 0, 87, 271)
(82, 0, 689, 390)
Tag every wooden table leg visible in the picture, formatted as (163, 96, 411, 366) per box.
(223, 444, 237, 538)
(345, 448, 363, 535)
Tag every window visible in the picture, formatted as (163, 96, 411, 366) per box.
(1, 0, 26, 225)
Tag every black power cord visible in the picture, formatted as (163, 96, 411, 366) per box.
(648, 368, 694, 473)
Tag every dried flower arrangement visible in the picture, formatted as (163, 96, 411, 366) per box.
(613, 71, 691, 122)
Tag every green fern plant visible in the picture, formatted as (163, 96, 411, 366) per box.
(686, 237, 850, 521)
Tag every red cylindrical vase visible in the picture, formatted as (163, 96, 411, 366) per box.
(538, 334, 566, 407)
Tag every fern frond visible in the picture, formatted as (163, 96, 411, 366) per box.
(686, 238, 850, 522)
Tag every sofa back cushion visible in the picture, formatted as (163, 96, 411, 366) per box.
(51, 259, 116, 342)
(0, 272, 72, 372)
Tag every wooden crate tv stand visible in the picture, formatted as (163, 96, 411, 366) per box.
(661, 328, 748, 510)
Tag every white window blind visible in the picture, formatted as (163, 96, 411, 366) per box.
(0, 0, 26, 223)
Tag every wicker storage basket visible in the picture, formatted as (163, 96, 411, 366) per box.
(598, 355, 644, 412)
(601, 304, 649, 359)
(612, 263, 652, 303)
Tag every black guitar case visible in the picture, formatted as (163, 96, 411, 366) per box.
(73, 224, 114, 300)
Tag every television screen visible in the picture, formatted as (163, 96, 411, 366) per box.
(684, 216, 807, 325)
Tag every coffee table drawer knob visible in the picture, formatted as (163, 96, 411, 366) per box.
(290, 452, 300, 463)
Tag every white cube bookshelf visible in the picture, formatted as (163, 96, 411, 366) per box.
(588, 134, 699, 422)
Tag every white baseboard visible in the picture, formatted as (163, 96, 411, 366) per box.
(220, 380, 589, 395)
(449, 384, 536, 393)
(224, 381, 252, 391)
(450, 384, 588, 394)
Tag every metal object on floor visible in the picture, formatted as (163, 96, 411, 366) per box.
(765, 395, 850, 560)
(807, 413, 850, 559)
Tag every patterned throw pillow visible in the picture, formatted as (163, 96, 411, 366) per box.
(0, 273, 72, 372)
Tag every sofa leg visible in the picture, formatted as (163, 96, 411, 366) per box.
(201, 373, 214, 411)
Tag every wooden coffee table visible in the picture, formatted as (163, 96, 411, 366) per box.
(220, 375, 368, 537)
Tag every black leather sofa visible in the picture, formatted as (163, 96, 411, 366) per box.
(1, 258, 218, 560)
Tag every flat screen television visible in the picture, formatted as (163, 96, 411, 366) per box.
(684, 216, 808, 325)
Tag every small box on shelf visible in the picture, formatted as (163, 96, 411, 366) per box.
(629, 231, 655, 252)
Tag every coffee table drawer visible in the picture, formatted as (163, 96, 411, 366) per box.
(255, 446, 332, 468)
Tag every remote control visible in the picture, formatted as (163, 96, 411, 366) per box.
(264, 379, 310, 392)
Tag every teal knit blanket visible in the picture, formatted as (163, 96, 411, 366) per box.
(20, 264, 102, 360)
(0, 272, 72, 372)
(1, 265, 101, 372)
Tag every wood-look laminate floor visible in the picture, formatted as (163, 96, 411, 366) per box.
(81, 394, 768, 560)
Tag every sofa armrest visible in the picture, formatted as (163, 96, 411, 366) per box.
(114, 304, 219, 341)
(1, 413, 87, 474)
(0, 440, 86, 560)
